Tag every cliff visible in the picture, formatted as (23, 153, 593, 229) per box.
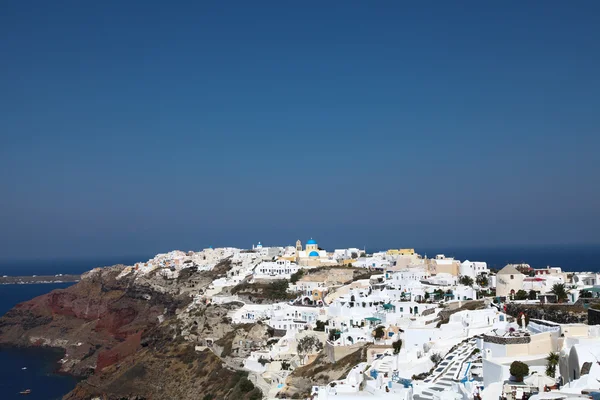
(0, 263, 263, 399)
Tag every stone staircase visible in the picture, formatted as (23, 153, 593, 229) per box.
(373, 356, 394, 374)
(414, 338, 477, 400)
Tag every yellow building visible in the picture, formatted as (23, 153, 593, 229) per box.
(312, 288, 326, 302)
(386, 248, 415, 256)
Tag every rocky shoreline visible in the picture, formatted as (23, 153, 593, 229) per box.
(0, 264, 264, 399)
(0, 274, 81, 285)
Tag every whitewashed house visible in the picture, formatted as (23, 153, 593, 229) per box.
(460, 260, 489, 279)
(252, 260, 299, 280)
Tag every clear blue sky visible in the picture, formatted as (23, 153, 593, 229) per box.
(1, 1, 599, 260)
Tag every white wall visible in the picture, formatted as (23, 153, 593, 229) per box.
(483, 359, 510, 387)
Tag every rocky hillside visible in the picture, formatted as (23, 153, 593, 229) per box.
(0, 263, 263, 399)
(279, 345, 368, 399)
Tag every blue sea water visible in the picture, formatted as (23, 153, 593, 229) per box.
(369, 244, 600, 272)
(0, 255, 151, 277)
(0, 283, 77, 400)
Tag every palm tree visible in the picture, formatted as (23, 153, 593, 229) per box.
(579, 289, 593, 299)
(546, 352, 559, 377)
(551, 283, 568, 303)
(459, 276, 474, 286)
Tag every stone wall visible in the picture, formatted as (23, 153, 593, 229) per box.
(422, 308, 436, 316)
(482, 334, 531, 345)
(505, 303, 587, 324)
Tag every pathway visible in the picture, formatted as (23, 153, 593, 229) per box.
(414, 338, 477, 400)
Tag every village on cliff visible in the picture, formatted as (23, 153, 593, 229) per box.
(113, 239, 600, 400)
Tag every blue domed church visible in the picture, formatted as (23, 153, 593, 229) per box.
(296, 238, 327, 266)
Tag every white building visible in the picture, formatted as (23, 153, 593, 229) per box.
(266, 304, 323, 331)
(460, 260, 489, 279)
(253, 260, 299, 280)
(385, 268, 430, 289)
(354, 257, 390, 270)
(571, 272, 600, 287)
(333, 248, 362, 261)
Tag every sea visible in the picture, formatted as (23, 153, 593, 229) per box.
(0, 256, 148, 400)
(373, 244, 600, 272)
(0, 283, 77, 399)
(0, 246, 598, 398)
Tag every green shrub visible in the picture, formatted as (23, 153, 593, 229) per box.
(290, 269, 305, 283)
(248, 388, 263, 400)
(514, 290, 528, 300)
(430, 353, 442, 364)
(314, 320, 326, 331)
(239, 377, 255, 393)
(510, 361, 529, 382)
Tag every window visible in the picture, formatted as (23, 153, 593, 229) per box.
(510, 275, 514, 279)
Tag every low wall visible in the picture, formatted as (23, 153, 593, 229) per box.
(324, 341, 364, 363)
(483, 335, 530, 345)
(505, 303, 587, 324)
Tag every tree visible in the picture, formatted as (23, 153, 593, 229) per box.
(290, 269, 305, 284)
(314, 320, 326, 332)
(430, 353, 442, 364)
(264, 279, 293, 300)
(476, 275, 489, 287)
(514, 290, 528, 301)
(258, 356, 270, 366)
(459, 276, 474, 286)
(434, 289, 445, 300)
(239, 377, 255, 393)
(351, 252, 359, 259)
(551, 283, 568, 303)
(510, 361, 529, 382)
(297, 335, 323, 360)
(546, 352, 559, 378)
(360, 252, 366, 258)
(392, 339, 403, 354)
(373, 326, 385, 340)
(579, 290, 593, 299)
(528, 290, 537, 300)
